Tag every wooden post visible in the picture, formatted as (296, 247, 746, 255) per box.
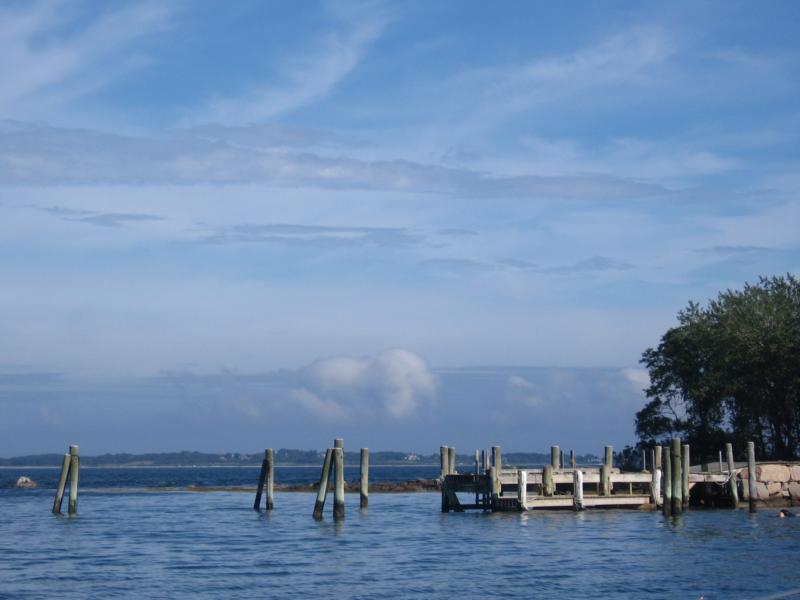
(642, 448, 647, 471)
(551, 445, 560, 470)
(265, 448, 274, 510)
(492, 446, 501, 472)
(650, 450, 659, 505)
(670, 437, 682, 515)
(599, 464, 610, 496)
(254, 450, 269, 511)
(604, 445, 613, 471)
(718, 450, 724, 474)
(333, 447, 345, 521)
(561, 449, 566, 471)
(482, 449, 489, 474)
(573, 469, 584, 511)
(681, 444, 690, 509)
(725, 442, 739, 509)
(52, 452, 71, 514)
(569, 449, 576, 469)
(360, 448, 369, 509)
(474, 449, 479, 475)
(440, 446, 448, 478)
(448, 446, 456, 475)
(542, 464, 554, 496)
(663, 446, 672, 516)
(313, 448, 333, 520)
(488, 466, 500, 509)
(517, 470, 527, 509)
(67, 445, 79, 515)
(747, 441, 757, 513)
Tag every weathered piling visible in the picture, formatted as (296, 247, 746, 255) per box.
(725, 442, 739, 508)
(440, 446, 448, 478)
(551, 445, 560, 469)
(747, 441, 757, 513)
(542, 464, 554, 496)
(561, 449, 566, 470)
(488, 465, 500, 508)
(313, 448, 333, 520)
(52, 452, 71, 514)
(254, 450, 269, 510)
(492, 446, 501, 471)
(671, 438, 682, 515)
(266, 448, 274, 510)
(650, 449, 659, 505)
(718, 450, 724, 474)
(641, 448, 647, 471)
(333, 447, 345, 521)
(482, 449, 489, 473)
(517, 470, 527, 508)
(448, 446, 457, 475)
(474, 449, 480, 475)
(569, 449, 576, 469)
(599, 464, 610, 496)
(67, 445, 79, 515)
(360, 448, 369, 509)
(604, 445, 614, 470)
(681, 444, 690, 509)
(573, 469, 584, 511)
(663, 446, 672, 516)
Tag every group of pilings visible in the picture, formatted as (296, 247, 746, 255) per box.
(52, 444, 80, 515)
(253, 438, 370, 521)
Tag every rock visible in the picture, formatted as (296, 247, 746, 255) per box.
(758, 464, 791, 483)
(788, 483, 800, 499)
(15, 476, 37, 489)
(790, 466, 800, 481)
(741, 481, 771, 501)
(767, 481, 782, 496)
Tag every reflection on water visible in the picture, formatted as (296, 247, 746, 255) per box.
(1, 491, 799, 599)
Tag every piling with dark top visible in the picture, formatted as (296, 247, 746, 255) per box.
(313, 448, 333, 520)
(333, 447, 345, 521)
(551, 445, 560, 470)
(67, 445, 80, 515)
(52, 452, 71, 514)
(254, 450, 269, 510)
(725, 442, 739, 509)
(663, 446, 672, 516)
(681, 444, 690, 509)
(360, 448, 369, 509)
(747, 441, 757, 513)
(671, 437, 682, 515)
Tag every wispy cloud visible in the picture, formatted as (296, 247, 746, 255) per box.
(190, 6, 390, 124)
(37, 204, 163, 228)
(0, 1, 175, 117)
(196, 223, 418, 248)
(548, 256, 636, 274)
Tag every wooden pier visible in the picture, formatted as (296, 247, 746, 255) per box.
(440, 442, 733, 512)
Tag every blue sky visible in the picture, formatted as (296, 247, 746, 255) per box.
(0, 1, 798, 455)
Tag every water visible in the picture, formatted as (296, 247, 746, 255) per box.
(2, 472, 800, 599)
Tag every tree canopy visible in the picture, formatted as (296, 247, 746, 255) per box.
(635, 274, 800, 461)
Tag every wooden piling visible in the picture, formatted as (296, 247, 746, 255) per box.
(718, 450, 724, 474)
(265, 448, 274, 510)
(488, 465, 500, 509)
(747, 441, 757, 513)
(333, 447, 345, 521)
(448, 446, 456, 475)
(573, 469, 584, 511)
(492, 446, 501, 471)
(67, 445, 79, 515)
(482, 449, 489, 474)
(560, 449, 566, 471)
(681, 444, 690, 510)
(313, 448, 333, 520)
(360, 448, 369, 509)
(517, 470, 527, 508)
(542, 464, 554, 496)
(655, 444, 662, 470)
(604, 445, 613, 470)
(253, 450, 269, 511)
(650, 449, 659, 505)
(725, 442, 739, 509)
(440, 446, 448, 478)
(671, 437, 682, 515)
(641, 448, 647, 471)
(569, 449, 576, 469)
(599, 464, 611, 496)
(551, 445, 560, 470)
(52, 452, 71, 514)
(663, 446, 672, 516)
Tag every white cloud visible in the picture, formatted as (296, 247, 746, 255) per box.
(292, 349, 436, 419)
(620, 367, 650, 392)
(506, 375, 543, 408)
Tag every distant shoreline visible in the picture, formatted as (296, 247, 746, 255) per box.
(0, 463, 442, 470)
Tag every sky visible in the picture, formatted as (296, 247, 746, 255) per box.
(1, 0, 798, 456)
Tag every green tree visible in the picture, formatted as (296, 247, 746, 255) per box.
(635, 275, 800, 461)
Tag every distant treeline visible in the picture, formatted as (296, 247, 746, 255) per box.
(0, 449, 600, 467)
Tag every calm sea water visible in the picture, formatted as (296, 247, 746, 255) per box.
(2, 469, 799, 599)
